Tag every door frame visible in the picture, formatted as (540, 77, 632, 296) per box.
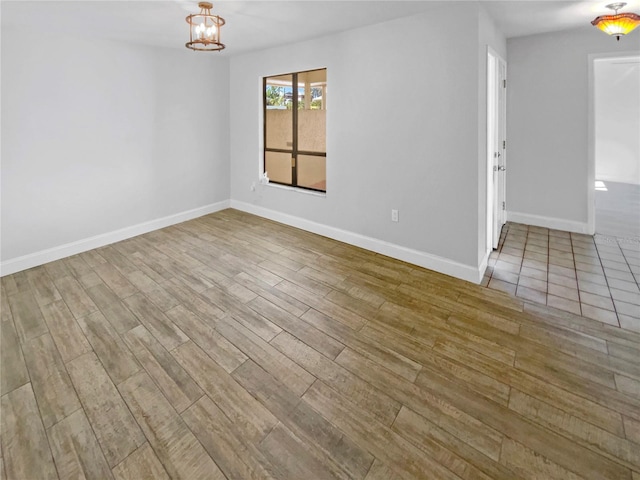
(587, 51, 639, 236)
(487, 47, 507, 252)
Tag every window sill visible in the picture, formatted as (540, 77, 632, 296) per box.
(263, 182, 326, 198)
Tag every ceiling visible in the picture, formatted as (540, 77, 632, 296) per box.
(484, 0, 640, 38)
(2, 1, 640, 55)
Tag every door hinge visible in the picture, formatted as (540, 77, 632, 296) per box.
(503, 140, 506, 149)
(502, 201, 506, 210)
(503, 79, 506, 88)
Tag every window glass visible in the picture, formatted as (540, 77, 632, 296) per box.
(265, 74, 293, 150)
(265, 151, 292, 184)
(297, 154, 326, 190)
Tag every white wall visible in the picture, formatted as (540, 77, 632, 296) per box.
(595, 57, 640, 185)
(1, 2, 508, 282)
(507, 26, 640, 229)
(1, 27, 230, 263)
(230, 3, 493, 279)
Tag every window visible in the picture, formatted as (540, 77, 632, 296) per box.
(263, 68, 326, 192)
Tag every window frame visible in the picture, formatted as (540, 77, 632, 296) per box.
(263, 68, 326, 193)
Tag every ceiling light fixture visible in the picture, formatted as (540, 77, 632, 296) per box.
(186, 2, 225, 51)
(591, 3, 640, 41)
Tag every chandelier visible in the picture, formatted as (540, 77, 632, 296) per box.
(185, 2, 225, 51)
(591, 3, 640, 41)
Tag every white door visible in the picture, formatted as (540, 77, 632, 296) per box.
(487, 50, 507, 250)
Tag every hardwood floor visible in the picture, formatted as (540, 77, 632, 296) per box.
(1, 208, 639, 480)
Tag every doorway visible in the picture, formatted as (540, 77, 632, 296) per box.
(487, 48, 507, 252)
(592, 55, 640, 239)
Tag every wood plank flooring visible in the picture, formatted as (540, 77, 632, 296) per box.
(2, 208, 640, 479)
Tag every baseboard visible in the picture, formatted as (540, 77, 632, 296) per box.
(478, 249, 490, 280)
(0, 200, 230, 276)
(506, 211, 590, 235)
(2, 198, 486, 283)
(230, 200, 483, 284)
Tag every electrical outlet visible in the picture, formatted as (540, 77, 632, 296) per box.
(391, 209, 399, 222)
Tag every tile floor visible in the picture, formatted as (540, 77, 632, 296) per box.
(482, 222, 640, 331)
(596, 180, 640, 239)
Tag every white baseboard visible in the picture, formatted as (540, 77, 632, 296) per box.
(230, 200, 484, 284)
(506, 211, 590, 235)
(2, 198, 487, 283)
(0, 200, 230, 276)
(478, 249, 490, 280)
